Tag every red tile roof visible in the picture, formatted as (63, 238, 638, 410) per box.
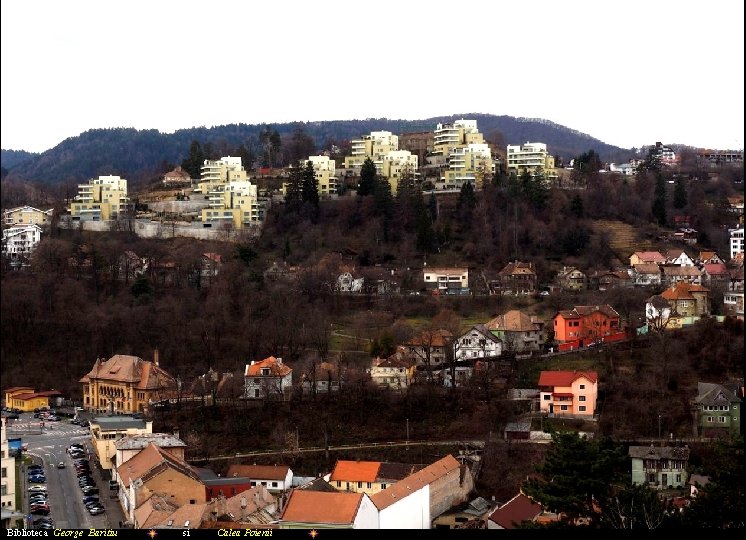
(370, 455, 460, 510)
(538, 371, 598, 387)
(488, 493, 543, 529)
(244, 357, 292, 378)
(330, 461, 381, 483)
(226, 464, 290, 481)
(281, 490, 363, 525)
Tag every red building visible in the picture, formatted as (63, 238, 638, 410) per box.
(552, 305, 621, 348)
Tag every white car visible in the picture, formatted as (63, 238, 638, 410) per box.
(28, 486, 48, 493)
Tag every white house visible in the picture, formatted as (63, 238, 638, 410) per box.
(453, 325, 502, 360)
(730, 227, 744, 260)
(244, 356, 293, 400)
(280, 490, 379, 529)
(227, 464, 294, 494)
(1, 224, 43, 260)
(665, 249, 695, 267)
(423, 267, 469, 295)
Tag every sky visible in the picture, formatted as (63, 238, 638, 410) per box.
(1, 0, 743, 154)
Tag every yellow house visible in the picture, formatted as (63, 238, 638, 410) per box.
(3, 387, 62, 411)
(3, 206, 52, 227)
(90, 415, 154, 470)
(328, 460, 422, 496)
(79, 352, 177, 414)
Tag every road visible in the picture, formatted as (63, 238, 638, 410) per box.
(16, 412, 124, 529)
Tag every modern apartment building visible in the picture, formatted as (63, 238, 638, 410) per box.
(380, 150, 418, 193)
(307, 155, 338, 197)
(431, 120, 486, 163)
(194, 156, 250, 197)
(730, 227, 744, 260)
(69, 175, 129, 221)
(439, 143, 494, 190)
(343, 131, 399, 170)
(506, 142, 556, 179)
(200, 180, 263, 228)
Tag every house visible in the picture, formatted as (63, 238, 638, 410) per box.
(591, 270, 632, 291)
(162, 166, 192, 187)
(79, 351, 178, 414)
(431, 496, 495, 529)
(423, 267, 469, 295)
(629, 251, 665, 266)
(403, 330, 453, 368)
(117, 443, 206, 526)
(301, 361, 342, 394)
(728, 265, 744, 292)
(555, 266, 587, 292)
(1, 418, 17, 515)
(113, 433, 187, 480)
(629, 445, 689, 490)
(118, 250, 146, 282)
(726, 195, 744, 214)
(665, 249, 695, 267)
(631, 263, 662, 287)
(552, 305, 621, 345)
(486, 493, 543, 529)
(90, 415, 154, 470)
(244, 357, 293, 400)
(694, 382, 742, 437)
(335, 272, 364, 293)
(370, 454, 474, 529)
(2, 387, 62, 412)
(328, 461, 422, 496)
(687, 474, 711, 498)
(659, 282, 711, 317)
(702, 263, 730, 289)
(646, 294, 673, 330)
(698, 251, 724, 265)
(435, 364, 476, 388)
(453, 325, 502, 360)
(369, 354, 416, 391)
(226, 464, 294, 494)
(485, 310, 544, 354)
(537, 371, 598, 417)
(280, 490, 378, 529)
(493, 261, 537, 295)
(729, 227, 744, 260)
(198, 486, 277, 527)
(1, 224, 43, 262)
(671, 228, 699, 245)
(662, 265, 702, 287)
(503, 422, 531, 441)
(2, 205, 52, 227)
(723, 291, 744, 319)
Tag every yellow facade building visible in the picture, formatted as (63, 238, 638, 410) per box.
(69, 175, 129, 221)
(3, 387, 61, 412)
(3, 206, 52, 227)
(506, 142, 557, 181)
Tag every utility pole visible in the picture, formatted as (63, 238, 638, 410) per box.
(406, 418, 409, 449)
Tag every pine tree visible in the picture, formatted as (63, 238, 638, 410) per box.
(673, 177, 687, 209)
(285, 164, 303, 212)
(301, 161, 319, 209)
(181, 140, 205, 179)
(358, 158, 377, 196)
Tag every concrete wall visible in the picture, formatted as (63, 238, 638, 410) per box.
(60, 217, 260, 242)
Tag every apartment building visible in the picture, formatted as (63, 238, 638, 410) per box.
(200, 180, 263, 228)
(430, 120, 485, 164)
(344, 131, 399, 170)
(506, 142, 557, 180)
(3, 205, 52, 227)
(730, 227, 744, 260)
(69, 175, 129, 221)
(380, 150, 418, 193)
(438, 144, 494, 190)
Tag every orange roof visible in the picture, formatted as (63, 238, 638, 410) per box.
(281, 490, 362, 525)
(371, 455, 460, 510)
(661, 282, 710, 300)
(10, 390, 62, 401)
(406, 329, 453, 347)
(226, 464, 290, 481)
(120, 443, 199, 488)
(538, 371, 598, 387)
(245, 357, 292, 378)
(78, 355, 176, 391)
(486, 310, 538, 332)
(632, 251, 665, 263)
(330, 461, 381, 483)
(3, 386, 34, 394)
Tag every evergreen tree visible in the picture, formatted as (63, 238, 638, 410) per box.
(181, 140, 205, 179)
(358, 158, 377, 196)
(673, 177, 687, 209)
(458, 181, 477, 210)
(301, 161, 319, 209)
(570, 194, 584, 218)
(652, 173, 667, 225)
(285, 164, 303, 212)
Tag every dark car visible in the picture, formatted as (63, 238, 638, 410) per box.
(82, 495, 100, 504)
(29, 477, 47, 484)
(27, 465, 44, 472)
(88, 506, 105, 515)
(31, 506, 51, 515)
(81, 487, 99, 495)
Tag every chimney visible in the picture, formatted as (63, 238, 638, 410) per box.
(241, 496, 247, 518)
(277, 358, 283, 364)
(154, 348, 160, 366)
(173, 428, 179, 439)
(250, 361, 255, 366)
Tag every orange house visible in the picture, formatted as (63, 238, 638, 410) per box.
(552, 305, 620, 344)
(538, 371, 598, 416)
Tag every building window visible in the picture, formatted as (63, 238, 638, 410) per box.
(579, 406, 586, 412)
(1, 467, 5, 478)
(190, 499, 196, 504)
(676, 474, 681, 483)
(367, 482, 372, 489)
(336, 481, 341, 488)
(579, 396, 586, 401)
(381, 484, 387, 489)
(718, 417, 727, 423)
(707, 416, 714, 422)
(543, 395, 550, 400)
(579, 384, 585, 389)
(272, 482, 278, 487)
(560, 405, 568, 411)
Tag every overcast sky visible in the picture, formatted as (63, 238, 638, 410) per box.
(1, 0, 743, 154)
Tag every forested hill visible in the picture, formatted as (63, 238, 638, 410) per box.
(1, 113, 631, 186)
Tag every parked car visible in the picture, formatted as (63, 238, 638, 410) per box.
(88, 505, 105, 515)
(29, 477, 47, 484)
(28, 485, 48, 493)
(82, 495, 100, 504)
(31, 507, 50, 516)
(81, 487, 99, 495)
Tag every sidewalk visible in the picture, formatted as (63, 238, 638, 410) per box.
(85, 445, 126, 529)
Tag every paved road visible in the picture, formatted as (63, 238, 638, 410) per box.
(18, 412, 124, 529)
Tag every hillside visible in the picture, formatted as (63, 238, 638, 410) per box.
(0, 114, 632, 187)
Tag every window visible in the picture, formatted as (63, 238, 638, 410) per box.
(357, 482, 362, 488)
(543, 395, 550, 400)
(272, 482, 278, 487)
(381, 484, 387, 489)
(189, 499, 196, 504)
(707, 416, 714, 423)
(336, 481, 341, 488)
(560, 405, 568, 411)
(367, 482, 372, 489)
(579, 406, 586, 412)
(579, 396, 586, 401)
(718, 417, 727, 423)
(1, 468, 5, 478)
(676, 474, 681, 483)
(579, 384, 585, 389)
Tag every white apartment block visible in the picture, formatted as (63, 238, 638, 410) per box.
(731, 227, 744, 260)
(344, 131, 399, 170)
(431, 120, 485, 163)
(195, 156, 249, 195)
(439, 143, 494, 190)
(201, 180, 262, 228)
(506, 142, 556, 177)
(69, 175, 129, 221)
(2, 224, 43, 259)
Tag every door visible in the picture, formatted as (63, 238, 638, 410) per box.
(549, 404, 554, 414)
(662, 473, 668, 487)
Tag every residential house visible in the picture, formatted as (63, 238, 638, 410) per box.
(371, 454, 474, 529)
(551, 305, 621, 345)
(723, 291, 744, 319)
(659, 282, 711, 317)
(728, 265, 744, 292)
(369, 354, 416, 391)
(335, 271, 364, 293)
(198, 486, 277, 527)
(486, 310, 544, 354)
(195, 468, 251, 501)
(493, 261, 537, 295)
(90, 415, 154, 470)
(244, 357, 292, 400)
(665, 249, 695, 267)
(301, 361, 342, 395)
(671, 228, 699, 245)
(431, 496, 496, 529)
(646, 294, 673, 330)
(591, 270, 632, 291)
(3, 387, 62, 412)
(1, 224, 43, 261)
(702, 263, 730, 289)
(698, 251, 724, 265)
(662, 265, 702, 287)
(161, 166, 192, 187)
(629, 445, 690, 489)
(423, 267, 469, 295)
(729, 227, 744, 260)
(2, 205, 52, 227)
(118, 250, 146, 282)
(688, 474, 711, 499)
(436, 364, 477, 388)
(487, 493, 544, 529)
(694, 382, 742, 437)
(280, 490, 378, 529)
(537, 371, 598, 417)
(403, 330, 453, 368)
(263, 261, 299, 283)
(343, 130, 400, 171)
(555, 266, 587, 292)
(200, 253, 222, 286)
(113, 433, 187, 481)
(631, 263, 662, 287)
(726, 195, 744, 214)
(453, 325, 502, 360)
(328, 461, 422, 496)
(69, 174, 129, 221)
(226, 464, 294, 495)
(117, 443, 207, 526)
(629, 251, 666, 266)
(1, 418, 17, 514)
(79, 351, 177, 414)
